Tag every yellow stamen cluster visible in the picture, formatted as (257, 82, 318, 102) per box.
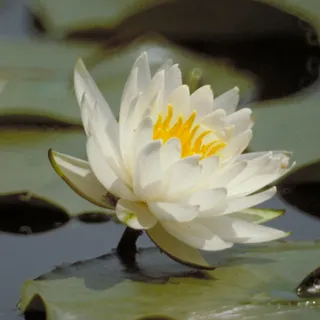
(153, 105, 226, 159)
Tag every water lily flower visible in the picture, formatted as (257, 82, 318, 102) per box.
(49, 53, 293, 269)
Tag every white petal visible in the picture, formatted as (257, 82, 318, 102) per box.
(164, 64, 182, 101)
(231, 152, 293, 196)
(162, 155, 202, 199)
(162, 220, 233, 251)
(133, 140, 162, 201)
(200, 155, 220, 180)
(138, 70, 165, 118)
(120, 67, 138, 127)
(133, 116, 154, 158)
(116, 199, 157, 230)
(86, 137, 136, 200)
(74, 60, 129, 186)
(220, 130, 252, 159)
(226, 108, 253, 136)
(236, 151, 271, 161)
(202, 216, 289, 243)
(223, 187, 277, 215)
(166, 85, 190, 119)
(119, 93, 142, 173)
(209, 161, 247, 188)
(155, 58, 173, 74)
(227, 152, 272, 191)
(147, 223, 214, 269)
(49, 150, 115, 210)
(121, 69, 165, 159)
(215, 87, 239, 115)
(201, 109, 226, 133)
(90, 104, 130, 184)
(120, 53, 151, 121)
(189, 188, 227, 217)
(132, 52, 151, 92)
(190, 85, 213, 118)
(160, 138, 181, 172)
(74, 59, 118, 136)
(148, 202, 198, 222)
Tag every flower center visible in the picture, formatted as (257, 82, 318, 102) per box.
(153, 105, 226, 159)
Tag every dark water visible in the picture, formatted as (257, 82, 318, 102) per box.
(1, 1, 320, 319)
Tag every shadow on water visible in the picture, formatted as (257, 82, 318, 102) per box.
(76, 212, 112, 224)
(278, 161, 320, 220)
(137, 316, 177, 320)
(0, 192, 70, 234)
(0, 115, 82, 130)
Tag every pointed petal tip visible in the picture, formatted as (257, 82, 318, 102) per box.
(48, 148, 56, 168)
(48, 149, 117, 210)
(74, 58, 86, 74)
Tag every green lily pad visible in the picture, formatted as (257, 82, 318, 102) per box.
(248, 0, 320, 174)
(0, 39, 96, 124)
(0, 128, 102, 215)
(28, 0, 167, 37)
(19, 241, 320, 319)
(249, 88, 320, 176)
(0, 37, 256, 125)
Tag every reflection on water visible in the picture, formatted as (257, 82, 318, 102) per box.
(1, 0, 320, 319)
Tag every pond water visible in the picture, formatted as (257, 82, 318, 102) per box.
(1, 0, 320, 319)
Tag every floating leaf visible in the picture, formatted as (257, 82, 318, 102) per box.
(28, 0, 167, 38)
(248, 0, 320, 175)
(20, 242, 320, 320)
(0, 129, 102, 215)
(249, 88, 320, 176)
(0, 37, 256, 125)
(0, 39, 96, 124)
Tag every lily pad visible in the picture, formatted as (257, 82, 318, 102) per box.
(0, 128, 103, 215)
(20, 241, 320, 319)
(0, 39, 96, 124)
(0, 37, 256, 125)
(28, 0, 167, 38)
(249, 87, 320, 174)
(249, 0, 320, 176)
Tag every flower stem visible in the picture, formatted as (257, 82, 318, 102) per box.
(116, 227, 142, 270)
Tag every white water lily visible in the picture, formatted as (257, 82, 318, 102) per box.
(49, 53, 293, 269)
